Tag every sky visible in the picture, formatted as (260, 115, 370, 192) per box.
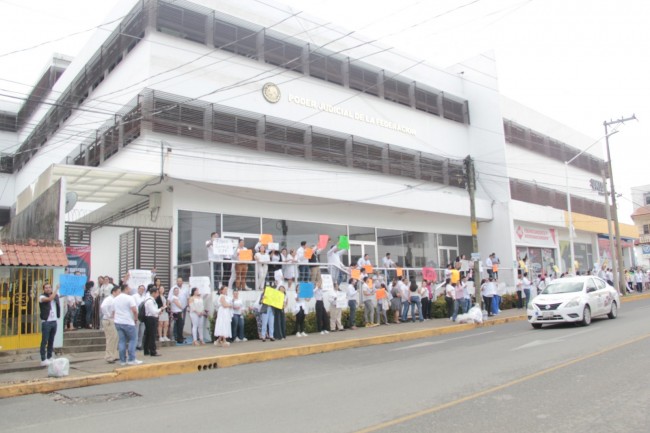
(0, 0, 648, 223)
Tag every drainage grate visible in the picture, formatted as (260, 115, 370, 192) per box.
(49, 391, 141, 405)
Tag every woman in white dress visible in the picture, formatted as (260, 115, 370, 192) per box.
(214, 286, 233, 347)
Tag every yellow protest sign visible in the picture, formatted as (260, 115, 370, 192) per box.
(262, 287, 285, 310)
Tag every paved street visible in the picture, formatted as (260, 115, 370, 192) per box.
(2, 298, 649, 433)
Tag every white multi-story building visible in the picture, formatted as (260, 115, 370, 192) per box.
(0, 0, 637, 291)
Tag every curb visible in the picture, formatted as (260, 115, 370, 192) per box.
(0, 314, 525, 399)
(2, 293, 646, 399)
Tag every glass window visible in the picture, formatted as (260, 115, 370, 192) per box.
(177, 210, 221, 278)
(438, 234, 457, 247)
(223, 214, 260, 234)
(349, 226, 375, 242)
(458, 236, 473, 258)
(377, 229, 437, 268)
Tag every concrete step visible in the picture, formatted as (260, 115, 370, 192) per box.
(64, 330, 104, 340)
(60, 344, 106, 354)
(63, 337, 106, 347)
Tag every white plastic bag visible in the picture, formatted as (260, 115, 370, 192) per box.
(468, 305, 483, 324)
(48, 357, 70, 377)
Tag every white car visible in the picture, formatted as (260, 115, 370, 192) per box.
(527, 276, 620, 329)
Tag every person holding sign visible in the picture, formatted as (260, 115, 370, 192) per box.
(309, 244, 322, 284)
(259, 289, 275, 341)
(235, 239, 250, 291)
(362, 277, 377, 327)
(254, 245, 270, 291)
(376, 283, 390, 325)
(327, 244, 347, 286)
(206, 232, 223, 287)
(214, 286, 233, 347)
(281, 248, 297, 290)
(39, 283, 60, 367)
(382, 253, 396, 281)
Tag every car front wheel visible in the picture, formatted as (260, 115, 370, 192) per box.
(608, 302, 618, 319)
(581, 305, 592, 326)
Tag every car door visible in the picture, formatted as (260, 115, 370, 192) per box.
(594, 277, 611, 314)
(585, 278, 602, 315)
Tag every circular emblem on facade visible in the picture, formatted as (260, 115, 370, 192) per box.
(262, 82, 281, 103)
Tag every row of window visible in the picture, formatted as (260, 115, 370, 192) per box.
(510, 178, 609, 220)
(503, 119, 605, 177)
(144, 91, 466, 188)
(155, 0, 468, 123)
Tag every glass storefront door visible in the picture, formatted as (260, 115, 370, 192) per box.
(438, 247, 458, 269)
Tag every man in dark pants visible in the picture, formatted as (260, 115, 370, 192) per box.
(39, 283, 60, 367)
(142, 286, 162, 357)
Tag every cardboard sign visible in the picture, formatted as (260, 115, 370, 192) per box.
(351, 269, 361, 280)
(321, 274, 334, 291)
(262, 286, 285, 310)
(267, 242, 279, 251)
(59, 274, 87, 297)
(363, 265, 374, 274)
(305, 247, 313, 259)
(298, 282, 314, 298)
(376, 287, 387, 300)
(260, 234, 273, 245)
(238, 249, 253, 261)
(318, 234, 329, 250)
(422, 267, 437, 281)
(338, 235, 349, 250)
(335, 292, 348, 309)
(396, 267, 403, 277)
(213, 238, 237, 256)
(127, 269, 152, 292)
(189, 276, 211, 296)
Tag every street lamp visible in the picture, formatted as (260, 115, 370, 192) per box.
(565, 131, 617, 275)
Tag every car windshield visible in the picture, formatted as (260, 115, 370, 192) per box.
(541, 282, 583, 295)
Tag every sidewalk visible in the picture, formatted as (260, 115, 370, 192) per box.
(2, 293, 647, 399)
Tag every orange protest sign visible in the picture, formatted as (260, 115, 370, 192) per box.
(239, 249, 253, 261)
(376, 288, 387, 299)
(396, 267, 403, 277)
(305, 247, 313, 259)
(351, 269, 361, 280)
(363, 265, 374, 274)
(260, 234, 273, 245)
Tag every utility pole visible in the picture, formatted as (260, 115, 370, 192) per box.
(465, 155, 481, 309)
(604, 115, 636, 293)
(601, 168, 619, 294)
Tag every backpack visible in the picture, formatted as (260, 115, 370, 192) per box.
(137, 299, 150, 322)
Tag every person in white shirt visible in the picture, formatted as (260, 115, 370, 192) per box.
(132, 285, 146, 350)
(254, 245, 270, 291)
(361, 276, 376, 326)
(382, 253, 396, 280)
(296, 241, 309, 282)
(169, 279, 187, 344)
(485, 254, 494, 279)
(327, 244, 347, 286)
(38, 283, 60, 367)
(101, 286, 120, 363)
(206, 232, 224, 287)
(444, 279, 455, 320)
(634, 268, 644, 293)
(346, 278, 359, 330)
(357, 254, 371, 269)
(112, 286, 142, 365)
(231, 290, 247, 342)
(522, 272, 533, 307)
(143, 286, 163, 357)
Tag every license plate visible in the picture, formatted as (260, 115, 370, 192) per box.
(542, 311, 553, 318)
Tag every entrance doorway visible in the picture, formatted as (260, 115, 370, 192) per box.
(438, 247, 458, 269)
(349, 242, 377, 269)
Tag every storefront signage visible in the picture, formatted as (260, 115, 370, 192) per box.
(287, 93, 417, 136)
(514, 225, 557, 247)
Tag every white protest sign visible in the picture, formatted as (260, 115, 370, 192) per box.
(213, 238, 237, 257)
(321, 274, 334, 291)
(127, 270, 152, 293)
(267, 242, 280, 251)
(335, 292, 348, 309)
(190, 276, 212, 296)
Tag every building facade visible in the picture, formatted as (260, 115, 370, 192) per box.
(0, 0, 638, 292)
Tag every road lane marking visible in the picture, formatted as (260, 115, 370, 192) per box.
(511, 328, 595, 350)
(389, 331, 494, 351)
(354, 332, 650, 433)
